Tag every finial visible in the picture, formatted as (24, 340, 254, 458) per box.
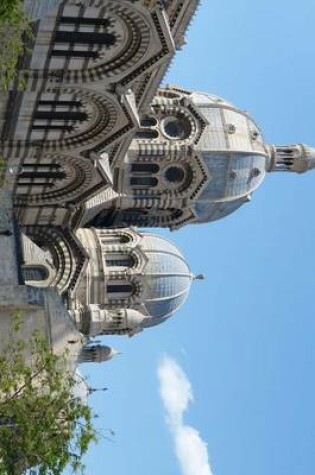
(111, 349, 121, 357)
(88, 386, 108, 394)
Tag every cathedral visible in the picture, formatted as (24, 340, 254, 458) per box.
(0, 0, 314, 361)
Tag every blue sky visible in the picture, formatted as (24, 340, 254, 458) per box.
(80, 1, 315, 474)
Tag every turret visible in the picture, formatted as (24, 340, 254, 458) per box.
(68, 228, 196, 338)
(79, 345, 120, 363)
(267, 144, 315, 174)
(71, 306, 148, 337)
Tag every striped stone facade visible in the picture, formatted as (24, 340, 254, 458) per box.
(0, 0, 200, 230)
(0, 0, 203, 337)
(2, 1, 315, 340)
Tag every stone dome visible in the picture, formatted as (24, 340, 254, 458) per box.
(136, 86, 271, 227)
(189, 91, 235, 108)
(72, 228, 196, 335)
(137, 234, 194, 327)
(186, 88, 269, 224)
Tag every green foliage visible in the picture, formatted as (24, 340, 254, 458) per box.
(0, 317, 97, 475)
(0, 0, 33, 90)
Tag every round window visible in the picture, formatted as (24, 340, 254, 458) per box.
(164, 166, 185, 183)
(162, 115, 192, 140)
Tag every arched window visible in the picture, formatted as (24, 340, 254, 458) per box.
(140, 117, 157, 127)
(107, 283, 134, 299)
(105, 254, 134, 268)
(101, 234, 130, 245)
(19, 170, 66, 181)
(59, 16, 112, 28)
(51, 50, 100, 59)
(131, 163, 159, 173)
(116, 209, 147, 224)
(32, 98, 87, 136)
(52, 13, 116, 58)
(22, 265, 49, 282)
(54, 30, 116, 46)
(134, 130, 159, 140)
(18, 163, 67, 188)
(130, 177, 158, 188)
(34, 110, 87, 122)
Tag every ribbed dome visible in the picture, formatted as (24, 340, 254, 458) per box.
(138, 234, 193, 326)
(189, 91, 234, 108)
(151, 87, 269, 226)
(194, 196, 250, 223)
(187, 89, 269, 224)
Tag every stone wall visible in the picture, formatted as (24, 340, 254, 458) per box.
(24, 0, 62, 20)
(0, 190, 82, 367)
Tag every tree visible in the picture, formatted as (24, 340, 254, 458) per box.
(0, 0, 32, 90)
(0, 317, 96, 475)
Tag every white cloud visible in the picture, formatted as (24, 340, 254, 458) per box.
(158, 356, 193, 425)
(157, 356, 214, 475)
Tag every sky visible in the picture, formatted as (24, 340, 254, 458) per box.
(80, 1, 315, 474)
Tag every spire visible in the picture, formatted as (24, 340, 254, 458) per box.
(267, 144, 315, 174)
